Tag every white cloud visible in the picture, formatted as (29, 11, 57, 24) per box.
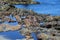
(0, 35, 11, 40)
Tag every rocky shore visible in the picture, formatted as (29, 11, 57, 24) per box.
(0, 0, 40, 5)
(0, 0, 60, 40)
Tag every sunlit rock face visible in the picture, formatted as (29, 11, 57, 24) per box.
(0, 24, 21, 32)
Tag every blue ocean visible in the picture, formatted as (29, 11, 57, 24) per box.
(0, 0, 60, 40)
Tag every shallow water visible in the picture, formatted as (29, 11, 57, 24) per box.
(0, 0, 60, 40)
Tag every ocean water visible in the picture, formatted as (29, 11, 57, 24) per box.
(15, 0, 60, 16)
(0, 0, 60, 40)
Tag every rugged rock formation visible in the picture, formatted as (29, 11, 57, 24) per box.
(0, 1, 60, 40)
(0, 0, 40, 4)
(0, 24, 21, 32)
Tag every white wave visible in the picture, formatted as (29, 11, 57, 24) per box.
(0, 35, 11, 40)
(16, 38, 34, 40)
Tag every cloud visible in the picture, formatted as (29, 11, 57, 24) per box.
(0, 35, 11, 40)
